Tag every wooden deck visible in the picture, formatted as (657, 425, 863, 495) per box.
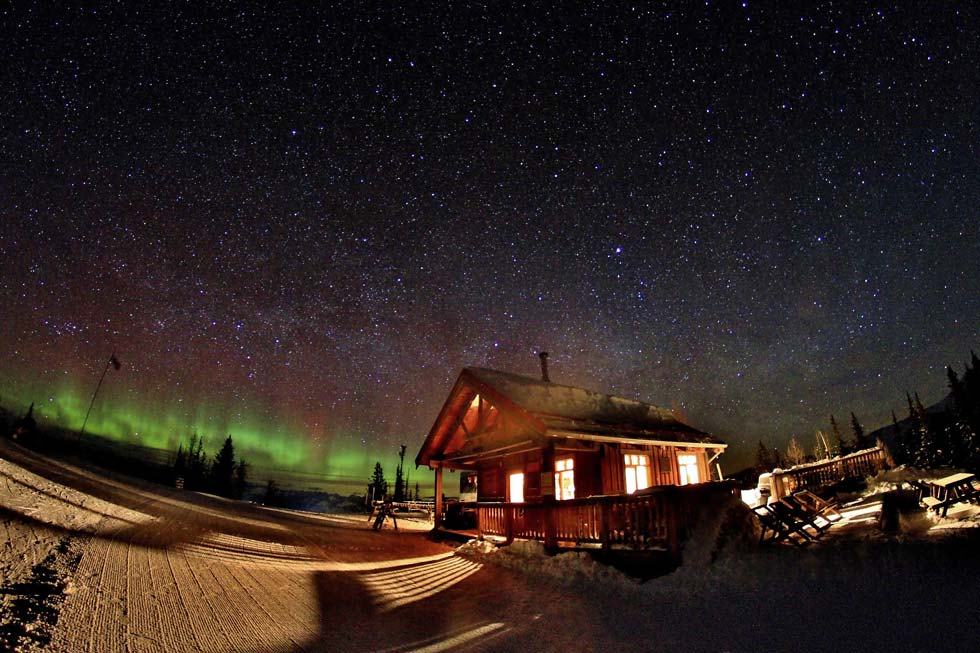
(769, 448, 887, 498)
(469, 481, 739, 559)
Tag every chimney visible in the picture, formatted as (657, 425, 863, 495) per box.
(538, 351, 550, 382)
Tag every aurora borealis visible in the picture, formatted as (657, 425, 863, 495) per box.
(1, 2, 978, 490)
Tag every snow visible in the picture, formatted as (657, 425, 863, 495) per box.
(2, 438, 979, 651)
(465, 367, 717, 441)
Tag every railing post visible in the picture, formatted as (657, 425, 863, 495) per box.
(543, 497, 557, 552)
(600, 498, 610, 551)
(433, 466, 444, 530)
(666, 487, 681, 561)
(505, 506, 514, 544)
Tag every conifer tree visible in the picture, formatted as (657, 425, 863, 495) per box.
(173, 443, 187, 484)
(211, 435, 237, 497)
(911, 392, 938, 468)
(234, 459, 248, 500)
(186, 433, 208, 490)
(830, 415, 847, 456)
(890, 410, 908, 464)
(754, 440, 775, 472)
(368, 462, 387, 502)
(394, 444, 407, 502)
(948, 365, 980, 463)
(850, 412, 871, 450)
(262, 479, 279, 506)
(965, 352, 980, 403)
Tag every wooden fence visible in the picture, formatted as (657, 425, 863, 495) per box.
(769, 447, 887, 499)
(474, 481, 738, 558)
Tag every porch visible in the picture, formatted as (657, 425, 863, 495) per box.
(460, 481, 739, 560)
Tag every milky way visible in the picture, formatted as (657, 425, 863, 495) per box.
(1, 2, 978, 486)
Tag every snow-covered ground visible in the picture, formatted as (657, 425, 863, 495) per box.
(2, 439, 978, 652)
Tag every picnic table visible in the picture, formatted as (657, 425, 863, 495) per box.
(921, 472, 979, 517)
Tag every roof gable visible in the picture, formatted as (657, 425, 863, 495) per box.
(416, 367, 724, 468)
(414, 371, 547, 468)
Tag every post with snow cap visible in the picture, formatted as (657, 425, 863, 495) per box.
(538, 351, 550, 383)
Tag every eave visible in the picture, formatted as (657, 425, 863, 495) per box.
(549, 429, 729, 450)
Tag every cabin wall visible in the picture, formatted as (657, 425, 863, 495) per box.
(598, 443, 715, 491)
(553, 447, 602, 498)
(473, 442, 716, 502)
(600, 444, 625, 494)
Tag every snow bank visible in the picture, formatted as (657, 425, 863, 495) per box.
(456, 539, 639, 592)
(456, 493, 760, 595)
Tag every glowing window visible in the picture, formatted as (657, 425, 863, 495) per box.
(554, 458, 575, 500)
(677, 454, 700, 486)
(509, 472, 524, 503)
(624, 453, 651, 494)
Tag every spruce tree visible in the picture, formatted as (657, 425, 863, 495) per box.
(186, 433, 208, 490)
(830, 415, 847, 456)
(965, 352, 980, 403)
(911, 393, 937, 468)
(173, 444, 187, 485)
(891, 410, 908, 464)
(368, 462, 387, 502)
(234, 459, 248, 500)
(211, 435, 236, 497)
(754, 441, 775, 472)
(850, 412, 871, 450)
(393, 445, 407, 502)
(263, 479, 279, 506)
(948, 365, 980, 464)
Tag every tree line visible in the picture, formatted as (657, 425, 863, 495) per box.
(366, 457, 421, 504)
(172, 433, 248, 499)
(756, 351, 980, 474)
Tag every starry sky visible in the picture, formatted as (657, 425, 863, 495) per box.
(1, 1, 978, 491)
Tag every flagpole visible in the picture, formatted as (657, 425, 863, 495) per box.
(80, 352, 115, 437)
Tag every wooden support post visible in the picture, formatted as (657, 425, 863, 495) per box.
(543, 440, 557, 553)
(505, 507, 514, 544)
(434, 465, 444, 530)
(600, 499, 610, 551)
(666, 487, 681, 562)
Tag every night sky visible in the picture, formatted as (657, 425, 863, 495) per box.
(2, 2, 978, 490)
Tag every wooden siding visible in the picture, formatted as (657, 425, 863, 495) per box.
(476, 481, 739, 558)
(473, 441, 715, 502)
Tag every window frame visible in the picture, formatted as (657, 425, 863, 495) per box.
(554, 457, 575, 500)
(623, 451, 652, 494)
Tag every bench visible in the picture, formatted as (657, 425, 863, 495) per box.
(921, 495, 957, 517)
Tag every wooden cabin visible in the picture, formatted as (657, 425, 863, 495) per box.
(416, 363, 732, 555)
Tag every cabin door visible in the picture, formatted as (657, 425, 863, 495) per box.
(508, 472, 525, 503)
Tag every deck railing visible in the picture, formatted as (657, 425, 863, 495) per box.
(474, 481, 738, 558)
(768, 447, 887, 498)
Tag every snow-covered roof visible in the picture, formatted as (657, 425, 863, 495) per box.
(465, 367, 723, 445)
(416, 366, 725, 467)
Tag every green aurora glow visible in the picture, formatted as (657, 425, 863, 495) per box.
(1, 378, 426, 494)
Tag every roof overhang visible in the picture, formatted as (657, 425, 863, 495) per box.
(415, 369, 548, 468)
(429, 439, 538, 468)
(549, 429, 728, 450)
